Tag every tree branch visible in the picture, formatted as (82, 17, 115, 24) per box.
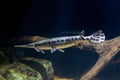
(75, 36, 120, 80)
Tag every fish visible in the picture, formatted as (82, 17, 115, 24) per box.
(14, 30, 105, 53)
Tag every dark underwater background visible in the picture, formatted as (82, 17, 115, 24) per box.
(1, 0, 120, 79)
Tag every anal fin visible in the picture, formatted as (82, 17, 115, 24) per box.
(40, 50, 45, 53)
(51, 48, 57, 53)
(58, 49, 64, 53)
(50, 45, 64, 53)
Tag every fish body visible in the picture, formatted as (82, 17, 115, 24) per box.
(15, 30, 105, 53)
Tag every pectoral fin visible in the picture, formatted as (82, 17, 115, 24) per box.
(34, 47, 45, 53)
(40, 50, 45, 53)
(34, 47, 40, 52)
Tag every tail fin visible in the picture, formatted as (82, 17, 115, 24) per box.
(90, 30, 105, 43)
(92, 30, 103, 37)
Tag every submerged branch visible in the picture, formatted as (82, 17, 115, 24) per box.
(76, 36, 120, 80)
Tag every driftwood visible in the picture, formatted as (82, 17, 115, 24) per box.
(74, 36, 120, 80)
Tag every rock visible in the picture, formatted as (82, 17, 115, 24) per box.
(0, 57, 54, 80)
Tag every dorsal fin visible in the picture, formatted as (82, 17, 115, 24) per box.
(20, 36, 47, 42)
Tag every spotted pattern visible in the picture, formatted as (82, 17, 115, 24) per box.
(82, 30, 105, 43)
